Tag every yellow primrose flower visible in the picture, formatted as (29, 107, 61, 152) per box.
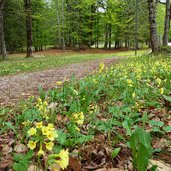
(99, 62, 105, 70)
(136, 75, 141, 80)
(43, 108, 47, 113)
(93, 79, 97, 84)
(73, 90, 78, 96)
(159, 88, 164, 94)
(132, 92, 136, 98)
(47, 131, 58, 141)
(89, 105, 98, 113)
(99, 62, 105, 73)
(82, 95, 86, 101)
(39, 105, 44, 111)
(42, 126, 50, 135)
(27, 141, 36, 150)
(156, 78, 161, 85)
(56, 149, 69, 170)
(22, 121, 31, 126)
(47, 123, 55, 131)
(43, 101, 48, 107)
(72, 112, 84, 125)
(36, 122, 43, 128)
(29, 95, 34, 99)
(56, 81, 63, 86)
(105, 67, 109, 73)
(45, 142, 54, 151)
(37, 98, 42, 104)
(127, 79, 133, 84)
(27, 127, 37, 136)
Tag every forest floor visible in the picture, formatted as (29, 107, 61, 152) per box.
(0, 53, 171, 171)
(12, 48, 132, 56)
(0, 49, 149, 77)
(0, 57, 120, 106)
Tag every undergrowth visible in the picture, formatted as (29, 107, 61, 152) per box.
(0, 54, 171, 171)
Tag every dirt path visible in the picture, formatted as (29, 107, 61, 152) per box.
(0, 57, 121, 106)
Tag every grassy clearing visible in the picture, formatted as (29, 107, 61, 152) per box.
(0, 53, 171, 170)
(0, 49, 149, 76)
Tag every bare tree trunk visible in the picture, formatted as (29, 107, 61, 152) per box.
(24, 0, 33, 57)
(148, 0, 161, 52)
(96, 37, 99, 48)
(108, 23, 112, 49)
(163, 0, 170, 46)
(61, 0, 65, 50)
(104, 24, 108, 49)
(56, 0, 62, 48)
(0, 0, 7, 60)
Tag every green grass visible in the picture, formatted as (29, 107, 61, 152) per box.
(0, 49, 149, 76)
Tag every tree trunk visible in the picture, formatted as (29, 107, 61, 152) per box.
(163, 0, 170, 46)
(108, 24, 112, 49)
(61, 0, 65, 51)
(115, 40, 119, 49)
(104, 24, 108, 49)
(24, 0, 33, 57)
(88, 3, 96, 46)
(148, 0, 161, 52)
(0, 0, 7, 60)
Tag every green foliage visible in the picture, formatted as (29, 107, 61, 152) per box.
(3, 0, 26, 52)
(157, 4, 165, 38)
(163, 126, 171, 132)
(1, 54, 171, 169)
(13, 151, 33, 171)
(160, 46, 171, 54)
(111, 147, 121, 159)
(129, 128, 152, 171)
(2, 0, 153, 52)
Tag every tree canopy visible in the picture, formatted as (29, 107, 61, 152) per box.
(0, 0, 169, 58)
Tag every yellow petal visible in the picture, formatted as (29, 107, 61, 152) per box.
(27, 128, 37, 136)
(27, 141, 36, 150)
(36, 122, 43, 128)
(42, 126, 50, 135)
(45, 142, 54, 151)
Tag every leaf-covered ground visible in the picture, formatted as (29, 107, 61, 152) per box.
(0, 54, 171, 171)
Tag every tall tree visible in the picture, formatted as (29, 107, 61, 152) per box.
(24, 0, 33, 57)
(4, 0, 26, 53)
(163, 0, 170, 46)
(0, 0, 7, 60)
(32, 0, 53, 51)
(148, 0, 161, 52)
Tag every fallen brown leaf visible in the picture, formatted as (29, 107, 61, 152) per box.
(0, 155, 13, 170)
(14, 143, 28, 153)
(66, 156, 81, 171)
(2, 145, 13, 155)
(28, 164, 43, 171)
(149, 159, 171, 171)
